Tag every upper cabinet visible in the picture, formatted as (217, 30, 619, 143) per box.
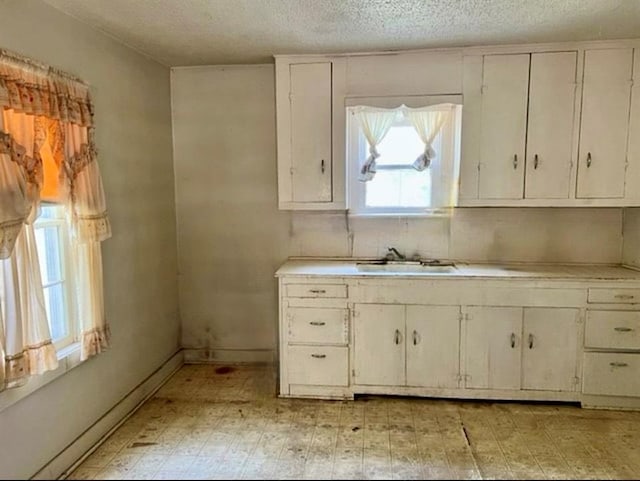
(275, 57, 346, 210)
(478, 54, 530, 200)
(576, 48, 633, 199)
(460, 43, 638, 206)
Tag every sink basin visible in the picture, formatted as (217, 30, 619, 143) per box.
(356, 260, 457, 273)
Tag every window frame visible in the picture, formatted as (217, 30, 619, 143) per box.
(346, 96, 462, 217)
(33, 203, 78, 352)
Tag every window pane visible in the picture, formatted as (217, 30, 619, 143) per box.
(39, 204, 63, 220)
(35, 226, 63, 284)
(376, 125, 423, 166)
(44, 283, 67, 341)
(366, 169, 432, 208)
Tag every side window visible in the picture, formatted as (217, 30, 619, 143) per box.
(34, 204, 76, 350)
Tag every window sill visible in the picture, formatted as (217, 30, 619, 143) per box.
(348, 210, 452, 219)
(0, 342, 84, 413)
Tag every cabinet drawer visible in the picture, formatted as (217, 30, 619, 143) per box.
(588, 288, 640, 304)
(585, 311, 640, 350)
(287, 307, 348, 344)
(583, 352, 640, 397)
(286, 283, 347, 299)
(287, 345, 348, 386)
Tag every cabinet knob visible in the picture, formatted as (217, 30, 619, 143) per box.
(513, 154, 518, 170)
(534, 154, 539, 170)
(311, 354, 326, 359)
(309, 289, 326, 294)
(309, 321, 326, 326)
(586, 152, 592, 168)
(321, 159, 325, 174)
(614, 294, 634, 300)
(394, 329, 401, 345)
(510, 333, 516, 348)
(413, 330, 419, 346)
(528, 333, 534, 349)
(614, 327, 634, 332)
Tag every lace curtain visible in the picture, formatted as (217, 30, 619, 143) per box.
(0, 49, 110, 389)
(354, 104, 453, 181)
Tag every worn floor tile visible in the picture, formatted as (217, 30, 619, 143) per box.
(68, 364, 640, 480)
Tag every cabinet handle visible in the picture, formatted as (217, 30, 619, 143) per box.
(394, 329, 401, 345)
(586, 152, 592, 168)
(309, 289, 326, 294)
(614, 294, 635, 300)
(528, 333, 534, 349)
(610, 362, 628, 368)
(413, 330, 418, 346)
(311, 354, 326, 359)
(513, 154, 518, 170)
(534, 154, 539, 170)
(510, 333, 516, 348)
(309, 321, 326, 326)
(614, 327, 634, 332)
(321, 159, 325, 174)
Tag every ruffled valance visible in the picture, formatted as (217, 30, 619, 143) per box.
(0, 49, 93, 127)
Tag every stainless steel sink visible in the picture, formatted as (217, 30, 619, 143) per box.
(356, 260, 457, 273)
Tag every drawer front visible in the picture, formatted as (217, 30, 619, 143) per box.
(286, 284, 347, 299)
(583, 352, 640, 397)
(588, 288, 640, 304)
(585, 311, 640, 350)
(288, 307, 348, 344)
(287, 345, 349, 386)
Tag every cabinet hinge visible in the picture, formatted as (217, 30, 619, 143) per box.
(458, 313, 464, 322)
(480, 85, 487, 94)
(573, 376, 581, 386)
(352, 369, 356, 377)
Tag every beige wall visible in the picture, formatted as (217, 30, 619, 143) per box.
(171, 65, 290, 360)
(623, 208, 640, 268)
(0, 1, 179, 479)
(172, 64, 624, 361)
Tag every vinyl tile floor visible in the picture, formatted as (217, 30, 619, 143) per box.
(68, 364, 640, 480)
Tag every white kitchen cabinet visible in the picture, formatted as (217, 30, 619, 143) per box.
(353, 304, 405, 386)
(576, 48, 633, 199)
(464, 307, 522, 390)
(525, 52, 577, 199)
(275, 57, 347, 210)
(406, 306, 461, 388)
(522, 308, 580, 392)
(478, 54, 529, 200)
(289, 63, 332, 203)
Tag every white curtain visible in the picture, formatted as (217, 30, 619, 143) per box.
(63, 123, 111, 360)
(353, 108, 398, 182)
(1, 225, 58, 388)
(405, 107, 449, 171)
(0, 110, 58, 388)
(0, 49, 110, 388)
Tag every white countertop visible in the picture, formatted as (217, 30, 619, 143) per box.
(276, 259, 640, 281)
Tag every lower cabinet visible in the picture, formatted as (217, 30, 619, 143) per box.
(464, 306, 580, 392)
(353, 304, 461, 389)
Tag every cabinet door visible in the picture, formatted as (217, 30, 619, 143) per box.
(522, 308, 579, 392)
(406, 306, 460, 388)
(525, 52, 577, 199)
(289, 62, 333, 203)
(464, 307, 522, 390)
(353, 304, 405, 386)
(576, 48, 633, 198)
(478, 54, 529, 199)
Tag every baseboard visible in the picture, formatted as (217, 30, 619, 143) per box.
(183, 348, 275, 364)
(32, 350, 184, 480)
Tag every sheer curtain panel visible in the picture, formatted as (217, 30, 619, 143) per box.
(0, 49, 111, 389)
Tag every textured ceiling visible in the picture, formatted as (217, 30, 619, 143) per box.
(42, 0, 640, 66)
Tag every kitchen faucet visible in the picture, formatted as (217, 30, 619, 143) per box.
(386, 247, 406, 261)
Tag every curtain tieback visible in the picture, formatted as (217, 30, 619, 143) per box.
(359, 145, 380, 182)
(413, 145, 436, 172)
